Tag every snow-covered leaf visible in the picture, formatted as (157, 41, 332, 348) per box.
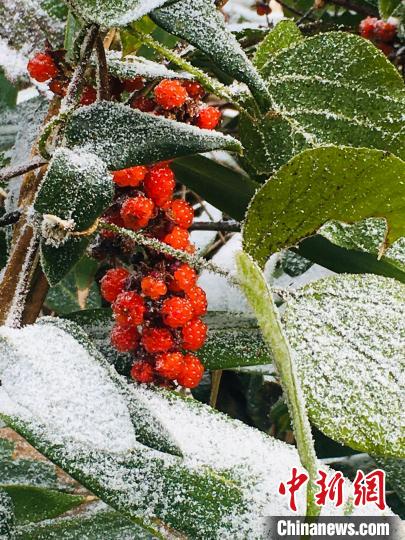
(151, 0, 270, 109)
(64, 102, 242, 170)
(0, 489, 14, 537)
(34, 148, 113, 233)
(242, 32, 405, 175)
(0, 70, 17, 111)
(283, 274, 405, 458)
(379, 0, 401, 18)
(253, 20, 302, 74)
(243, 146, 405, 267)
(172, 155, 257, 221)
(41, 238, 90, 287)
(66, 0, 168, 27)
(375, 458, 405, 504)
(1, 486, 84, 526)
(103, 51, 193, 81)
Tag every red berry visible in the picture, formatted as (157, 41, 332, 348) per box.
(161, 297, 194, 328)
(167, 199, 194, 229)
(80, 86, 97, 105)
(48, 79, 66, 96)
(113, 291, 145, 325)
(171, 264, 197, 292)
(374, 20, 397, 43)
(120, 196, 155, 230)
(182, 318, 207, 350)
(131, 96, 155, 112)
(256, 3, 271, 16)
(187, 286, 207, 317)
(141, 276, 167, 299)
(131, 361, 154, 383)
(143, 165, 176, 207)
(123, 77, 144, 92)
(183, 81, 205, 99)
(113, 166, 148, 187)
(176, 354, 204, 388)
(111, 324, 140, 352)
(27, 52, 58, 82)
(154, 79, 188, 110)
(155, 352, 184, 379)
(197, 107, 221, 130)
(142, 327, 174, 353)
(163, 226, 191, 251)
(359, 17, 378, 39)
(100, 267, 130, 303)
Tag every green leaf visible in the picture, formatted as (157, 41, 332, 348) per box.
(14, 509, 153, 540)
(374, 458, 405, 503)
(0, 439, 14, 460)
(244, 32, 405, 175)
(34, 147, 113, 232)
(66, 0, 168, 27)
(41, 237, 90, 287)
(283, 273, 405, 457)
(1, 486, 84, 525)
(150, 0, 270, 109)
(64, 102, 242, 170)
(0, 70, 17, 111)
(379, 0, 401, 18)
(0, 489, 14, 537)
(0, 458, 58, 489)
(253, 20, 302, 73)
(243, 146, 405, 267)
(172, 155, 258, 221)
(103, 51, 193, 81)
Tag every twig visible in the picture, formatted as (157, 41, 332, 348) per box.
(95, 35, 110, 101)
(209, 370, 223, 408)
(190, 221, 241, 232)
(0, 211, 21, 228)
(297, 6, 316, 25)
(0, 157, 47, 183)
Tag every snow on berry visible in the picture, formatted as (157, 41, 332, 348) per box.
(155, 352, 185, 379)
(183, 80, 205, 99)
(154, 79, 188, 110)
(163, 226, 191, 251)
(120, 195, 155, 230)
(113, 291, 145, 326)
(171, 264, 198, 292)
(182, 318, 208, 351)
(187, 285, 208, 317)
(197, 106, 222, 130)
(161, 296, 194, 328)
(141, 276, 168, 299)
(143, 164, 176, 207)
(142, 327, 174, 353)
(130, 361, 154, 383)
(176, 354, 205, 388)
(111, 324, 140, 352)
(80, 86, 97, 105)
(113, 165, 148, 187)
(27, 52, 58, 82)
(167, 199, 194, 229)
(100, 268, 130, 303)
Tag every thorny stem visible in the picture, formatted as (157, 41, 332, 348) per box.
(137, 33, 250, 116)
(0, 157, 47, 183)
(189, 221, 240, 232)
(99, 220, 240, 285)
(95, 35, 110, 101)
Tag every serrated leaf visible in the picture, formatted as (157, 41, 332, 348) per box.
(283, 274, 405, 457)
(253, 20, 302, 73)
(103, 50, 193, 81)
(243, 32, 405, 175)
(41, 237, 90, 287)
(172, 155, 258, 221)
(243, 146, 405, 267)
(34, 148, 113, 232)
(64, 102, 242, 170)
(150, 0, 270, 109)
(66, 0, 168, 27)
(379, 0, 401, 18)
(1, 486, 84, 525)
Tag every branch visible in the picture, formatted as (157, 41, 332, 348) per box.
(0, 157, 47, 183)
(189, 220, 240, 232)
(95, 35, 110, 101)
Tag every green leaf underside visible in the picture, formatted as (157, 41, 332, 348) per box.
(103, 51, 193, 81)
(172, 155, 258, 222)
(243, 32, 405, 175)
(253, 20, 303, 73)
(65, 308, 273, 371)
(283, 274, 405, 457)
(1, 485, 84, 525)
(66, 0, 168, 26)
(243, 146, 405, 267)
(64, 102, 242, 170)
(34, 148, 114, 231)
(13, 509, 153, 540)
(40, 237, 89, 287)
(150, 0, 269, 107)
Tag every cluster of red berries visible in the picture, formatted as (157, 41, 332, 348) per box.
(99, 160, 208, 389)
(359, 17, 397, 56)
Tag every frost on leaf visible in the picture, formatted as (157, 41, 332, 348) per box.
(283, 274, 405, 458)
(242, 32, 405, 175)
(64, 102, 242, 170)
(151, 0, 269, 108)
(67, 0, 168, 27)
(253, 20, 303, 73)
(103, 51, 193, 81)
(243, 146, 405, 267)
(0, 489, 14, 537)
